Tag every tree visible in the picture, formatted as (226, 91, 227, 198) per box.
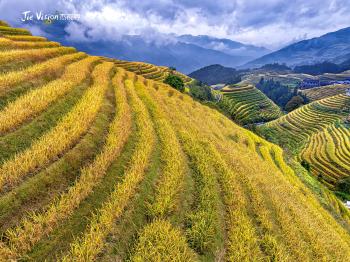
(260, 63, 291, 71)
(285, 95, 304, 112)
(337, 177, 350, 194)
(189, 82, 213, 101)
(255, 78, 295, 108)
(294, 62, 342, 75)
(301, 160, 311, 172)
(164, 75, 185, 92)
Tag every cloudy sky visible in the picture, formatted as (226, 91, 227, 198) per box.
(1, 0, 350, 50)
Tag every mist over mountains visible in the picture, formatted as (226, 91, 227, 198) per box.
(20, 21, 269, 73)
(19, 20, 350, 73)
(243, 27, 350, 69)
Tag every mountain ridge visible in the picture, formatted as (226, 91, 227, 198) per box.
(243, 26, 350, 68)
(177, 34, 270, 58)
(188, 64, 240, 85)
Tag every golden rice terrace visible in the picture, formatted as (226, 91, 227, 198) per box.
(259, 94, 350, 188)
(219, 84, 283, 124)
(0, 21, 349, 261)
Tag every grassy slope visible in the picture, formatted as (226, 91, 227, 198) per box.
(0, 21, 349, 261)
(301, 84, 350, 101)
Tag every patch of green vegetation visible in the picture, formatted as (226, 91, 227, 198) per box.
(217, 87, 282, 125)
(301, 160, 311, 172)
(335, 191, 350, 201)
(188, 80, 214, 101)
(336, 177, 350, 198)
(164, 74, 185, 92)
(285, 95, 305, 112)
(256, 77, 309, 109)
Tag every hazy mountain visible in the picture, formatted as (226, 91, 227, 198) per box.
(69, 35, 270, 74)
(178, 35, 270, 59)
(27, 21, 268, 73)
(189, 64, 241, 85)
(61, 36, 247, 74)
(243, 27, 350, 69)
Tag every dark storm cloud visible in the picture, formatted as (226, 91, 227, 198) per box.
(1, 0, 350, 49)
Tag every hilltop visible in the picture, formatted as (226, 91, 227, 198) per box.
(112, 60, 192, 84)
(0, 21, 349, 261)
(178, 35, 270, 61)
(244, 27, 350, 68)
(189, 64, 241, 85)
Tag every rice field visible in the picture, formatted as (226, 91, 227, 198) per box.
(0, 21, 349, 261)
(113, 60, 192, 84)
(301, 123, 350, 186)
(219, 84, 283, 124)
(0, 25, 31, 36)
(301, 84, 350, 101)
(259, 94, 350, 186)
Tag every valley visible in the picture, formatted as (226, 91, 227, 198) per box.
(0, 18, 350, 262)
(189, 56, 350, 207)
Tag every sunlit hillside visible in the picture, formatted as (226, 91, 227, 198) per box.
(259, 94, 350, 187)
(0, 22, 350, 261)
(301, 84, 350, 101)
(113, 59, 192, 84)
(218, 84, 283, 124)
(301, 123, 350, 187)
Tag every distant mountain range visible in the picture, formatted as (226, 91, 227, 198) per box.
(70, 35, 269, 74)
(20, 21, 269, 73)
(243, 27, 350, 68)
(21, 21, 350, 73)
(177, 35, 270, 60)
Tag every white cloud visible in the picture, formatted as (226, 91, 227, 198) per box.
(1, 0, 350, 49)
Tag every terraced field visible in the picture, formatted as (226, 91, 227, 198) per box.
(259, 94, 350, 186)
(0, 22, 350, 261)
(242, 72, 306, 88)
(301, 84, 350, 101)
(0, 25, 31, 36)
(219, 84, 283, 124)
(301, 124, 350, 187)
(261, 94, 350, 147)
(114, 60, 192, 84)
